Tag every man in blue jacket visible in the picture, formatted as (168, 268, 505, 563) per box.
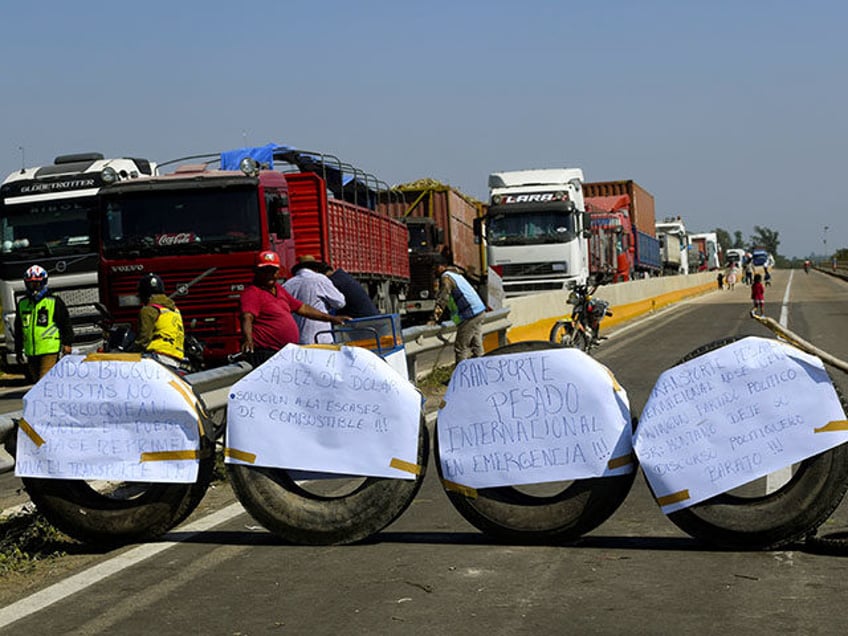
(430, 261, 486, 364)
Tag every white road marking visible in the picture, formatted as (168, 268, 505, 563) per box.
(766, 270, 795, 493)
(0, 501, 246, 629)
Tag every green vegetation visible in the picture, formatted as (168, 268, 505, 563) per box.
(0, 511, 72, 575)
(417, 364, 454, 388)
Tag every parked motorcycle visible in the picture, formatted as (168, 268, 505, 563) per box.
(549, 273, 613, 353)
(94, 302, 205, 374)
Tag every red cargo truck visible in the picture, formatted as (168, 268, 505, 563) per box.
(379, 179, 485, 325)
(97, 146, 409, 366)
(584, 181, 661, 278)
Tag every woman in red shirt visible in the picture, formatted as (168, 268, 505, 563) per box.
(240, 251, 348, 366)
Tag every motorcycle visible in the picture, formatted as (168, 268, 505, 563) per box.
(549, 273, 613, 353)
(94, 302, 205, 374)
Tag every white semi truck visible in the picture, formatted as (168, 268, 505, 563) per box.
(655, 216, 690, 275)
(0, 152, 156, 372)
(474, 168, 590, 297)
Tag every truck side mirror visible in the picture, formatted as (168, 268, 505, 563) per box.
(436, 228, 445, 245)
(582, 211, 591, 239)
(473, 217, 483, 245)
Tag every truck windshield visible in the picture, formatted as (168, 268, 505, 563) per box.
(0, 197, 95, 260)
(486, 208, 576, 245)
(101, 186, 262, 258)
(407, 223, 434, 251)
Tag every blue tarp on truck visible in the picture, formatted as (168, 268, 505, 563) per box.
(635, 230, 662, 272)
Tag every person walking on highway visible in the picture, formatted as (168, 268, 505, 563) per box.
(751, 273, 765, 316)
(429, 260, 486, 364)
(240, 251, 347, 367)
(14, 264, 74, 381)
(284, 256, 348, 344)
(716, 271, 724, 290)
(134, 273, 185, 368)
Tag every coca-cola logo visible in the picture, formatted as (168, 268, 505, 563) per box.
(156, 232, 196, 246)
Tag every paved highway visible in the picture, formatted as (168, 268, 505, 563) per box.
(3, 268, 848, 634)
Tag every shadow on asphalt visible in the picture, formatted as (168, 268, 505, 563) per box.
(158, 528, 807, 553)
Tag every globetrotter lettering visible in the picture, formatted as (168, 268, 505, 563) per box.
(19, 178, 96, 194)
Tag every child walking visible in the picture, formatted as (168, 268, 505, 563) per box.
(751, 273, 765, 316)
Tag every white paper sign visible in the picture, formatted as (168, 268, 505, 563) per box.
(15, 355, 203, 483)
(634, 337, 848, 513)
(225, 344, 422, 479)
(437, 348, 634, 490)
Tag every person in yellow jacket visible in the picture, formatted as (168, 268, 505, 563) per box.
(14, 264, 74, 381)
(134, 273, 185, 368)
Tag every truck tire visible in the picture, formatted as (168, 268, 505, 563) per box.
(22, 449, 214, 545)
(226, 419, 429, 545)
(21, 392, 217, 545)
(661, 337, 848, 550)
(437, 340, 636, 543)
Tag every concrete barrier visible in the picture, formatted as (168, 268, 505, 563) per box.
(504, 272, 717, 342)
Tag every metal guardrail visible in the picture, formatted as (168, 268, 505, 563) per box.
(401, 307, 512, 380)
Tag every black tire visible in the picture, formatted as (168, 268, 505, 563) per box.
(227, 418, 429, 545)
(548, 320, 590, 351)
(437, 340, 636, 543)
(660, 337, 848, 550)
(23, 451, 214, 545)
(22, 386, 217, 545)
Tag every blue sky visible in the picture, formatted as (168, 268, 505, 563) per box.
(1, 0, 845, 258)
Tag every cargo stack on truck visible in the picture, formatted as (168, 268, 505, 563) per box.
(655, 216, 690, 275)
(0, 152, 156, 372)
(584, 180, 661, 279)
(97, 143, 409, 366)
(474, 169, 591, 297)
(378, 178, 485, 325)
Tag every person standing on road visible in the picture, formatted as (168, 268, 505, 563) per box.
(134, 273, 184, 369)
(283, 257, 348, 344)
(751, 273, 765, 316)
(14, 264, 74, 381)
(429, 261, 486, 364)
(716, 271, 724, 290)
(323, 263, 380, 319)
(240, 251, 347, 367)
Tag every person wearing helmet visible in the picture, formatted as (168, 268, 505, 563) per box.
(14, 264, 74, 380)
(239, 250, 349, 367)
(134, 273, 185, 367)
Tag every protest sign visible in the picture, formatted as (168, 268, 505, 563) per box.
(437, 347, 633, 490)
(225, 345, 421, 479)
(15, 354, 203, 483)
(634, 337, 848, 513)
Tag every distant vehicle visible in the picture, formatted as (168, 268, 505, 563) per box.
(689, 232, 722, 271)
(655, 216, 690, 275)
(378, 179, 485, 326)
(751, 248, 773, 268)
(0, 152, 156, 372)
(475, 168, 590, 297)
(584, 180, 661, 279)
(725, 248, 746, 267)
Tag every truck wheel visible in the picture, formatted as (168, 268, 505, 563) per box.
(437, 340, 636, 543)
(22, 450, 214, 545)
(661, 338, 848, 549)
(226, 419, 429, 545)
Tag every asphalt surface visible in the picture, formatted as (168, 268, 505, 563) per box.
(4, 268, 848, 634)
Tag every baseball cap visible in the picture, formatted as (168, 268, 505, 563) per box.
(256, 251, 281, 268)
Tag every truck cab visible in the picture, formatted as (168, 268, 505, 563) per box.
(476, 168, 590, 297)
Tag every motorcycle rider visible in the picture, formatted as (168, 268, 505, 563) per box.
(804, 260, 811, 273)
(14, 264, 74, 380)
(134, 273, 185, 368)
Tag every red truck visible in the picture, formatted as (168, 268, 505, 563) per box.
(97, 145, 409, 366)
(584, 180, 661, 278)
(378, 179, 485, 325)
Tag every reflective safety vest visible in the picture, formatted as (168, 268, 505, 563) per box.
(19, 296, 62, 356)
(443, 271, 485, 323)
(147, 303, 185, 360)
